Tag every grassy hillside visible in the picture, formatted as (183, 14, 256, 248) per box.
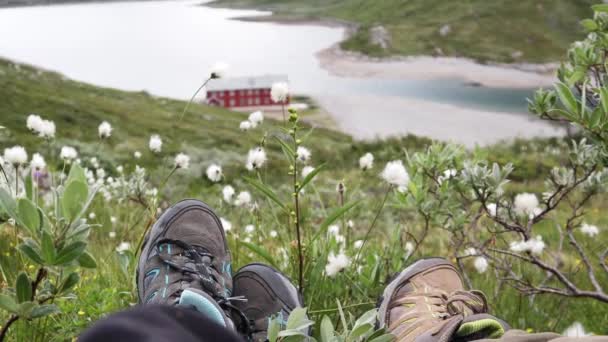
(1, 57, 608, 339)
(211, 0, 594, 63)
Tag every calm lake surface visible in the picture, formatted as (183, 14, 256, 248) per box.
(0, 0, 562, 145)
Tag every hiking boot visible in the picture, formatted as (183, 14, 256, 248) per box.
(378, 258, 507, 342)
(232, 263, 305, 341)
(136, 199, 235, 328)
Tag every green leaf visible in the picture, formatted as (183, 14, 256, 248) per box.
(348, 323, 373, 342)
(17, 198, 40, 233)
(0, 188, 18, 222)
(61, 180, 88, 222)
(336, 300, 348, 331)
(567, 67, 586, 86)
(30, 304, 60, 319)
(267, 315, 280, 342)
(240, 241, 278, 269)
(66, 164, 86, 184)
(16, 272, 32, 303)
(592, 4, 608, 13)
(77, 251, 97, 268)
(354, 309, 377, 328)
(320, 315, 335, 342)
(16, 301, 36, 318)
(580, 19, 598, 31)
(19, 243, 45, 265)
(600, 87, 608, 115)
(54, 241, 87, 265)
(243, 177, 286, 211)
(0, 294, 19, 313)
(286, 307, 308, 330)
(58, 272, 80, 294)
(299, 163, 326, 191)
(554, 82, 579, 116)
(312, 201, 360, 242)
(41, 230, 56, 263)
(24, 173, 33, 201)
(274, 136, 296, 164)
(368, 334, 395, 342)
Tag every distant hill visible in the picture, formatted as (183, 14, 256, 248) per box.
(210, 0, 595, 63)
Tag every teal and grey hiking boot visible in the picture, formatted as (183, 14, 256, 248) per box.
(378, 257, 509, 342)
(136, 199, 235, 328)
(232, 263, 305, 341)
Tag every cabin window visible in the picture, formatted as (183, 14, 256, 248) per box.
(230, 99, 235, 106)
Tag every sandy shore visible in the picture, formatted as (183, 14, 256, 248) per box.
(316, 44, 558, 89)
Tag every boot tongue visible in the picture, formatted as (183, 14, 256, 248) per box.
(453, 314, 509, 341)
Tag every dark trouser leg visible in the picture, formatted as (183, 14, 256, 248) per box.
(79, 305, 243, 342)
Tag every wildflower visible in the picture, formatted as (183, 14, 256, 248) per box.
(206, 164, 223, 182)
(359, 152, 374, 170)
(473, 257, 489, 273)
(581, 223, 600, 237)
(60, 146, 78, 162)
(328, 225, 340, 235)
(270, 82, 289, 103)
(98, 121, 112, 139)
(514, 193, 540, 217)
(509, 236, 545, 255)
(134, 151, 142, 159)
(38, 119, 55, 138)
(210, 62, 229, 79)
(325, 252, 350, 277)
(486, 203, 497, 217)
(335, 234, 345, 244)
(116, 242, 131, 253)
(235, 191, 251, 207)
(88, 212, 96, 219)
(4, 146, 28, 166)
(240, 121, 252, 131)
(110, 216, 117, 224)
(30, 153, 46, 170)
(296, 146, 311, 163)
(244, 225, 255, 234)
(248, 111, 264, 127)
(116, 165, 124, 174)
(381, 160, 410, 188)
(109, 231, 116, 238)
(563, 322, 590, 337)
(222, 185, 235, 203)
(27, 114, 43, 131)
(302, 166, 314, 178)
(174, 153, 190, 169)
(270, 230, 278, 238)
(443, 169, 457, 179)
(220, 217, 232, 231)
(464, 247, 477, 256)
(354, 240, 363, 249)
(246, 147, 267, 170)
(405, 242, 414, 258)
(244, 237, 252, 243)
(149, 135, 162, 153)
(347, 220, 354, 229)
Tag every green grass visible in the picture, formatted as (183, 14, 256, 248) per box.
(1, 57, 607, 339)
(210, 0, 595, 63)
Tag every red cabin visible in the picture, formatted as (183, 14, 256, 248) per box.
(206, 75, 290, 108)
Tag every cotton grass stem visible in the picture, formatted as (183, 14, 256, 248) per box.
(354, 185, 393, 264)
(179, 77, 212, 121)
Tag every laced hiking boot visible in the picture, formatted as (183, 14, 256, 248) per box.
(378, 258, 508, 342)
(136, 199, 238, 329)
(232, 263, 306, 341)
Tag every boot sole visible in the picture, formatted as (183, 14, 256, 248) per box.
(377, 257, 458, 327)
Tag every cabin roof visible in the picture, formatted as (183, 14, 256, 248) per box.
(206, 75, 288, 91)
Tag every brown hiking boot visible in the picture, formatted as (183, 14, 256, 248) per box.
(378, 258, 500, 342)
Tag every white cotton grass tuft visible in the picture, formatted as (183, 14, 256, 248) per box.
(563, 322, 590, 337)
(302, 166, 315, 178)
(3, 146, 28, 166)
(325, 252, 350, 277)
(210, 62, 229, 79)
(246, 147, 267, 171)
(509, 235, 545, 255)
(222, 185, 235, 203)
(486, 203, 497, 217)
(269, 230, 278, 238)
(134, 151, 142, 159)
(359, 153, 374, 170)
(206, 164, 223, 182)
(220, 217, 232, 231)
(328, 225, 340, 235)
(98, 121, 112, 139)
(239, 121, 252, 131)
(514, 193, 540, 218)
(27, 114, 55, 138)
(473, 256, 489, 274)
(464, 247, 477, 256)
(248, 111, 264, 127)
(296, 146, 311, 163)
(116, 242, 131, 253)
(174, 153, 190, 169)
(30, 153, 46, 170)
(581, 223, 600, 237)
(149, 135, 163, 153)
(270, 82, 289, 103)
(244, 225, 255, 234)
(381, 160, 410, 188)
(404, 242, 415, 259)
(354, 240, 364, 249)
(59, 146, 78, 162)
(235, 191, 252, 207)
(109, 231, 116, 239)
